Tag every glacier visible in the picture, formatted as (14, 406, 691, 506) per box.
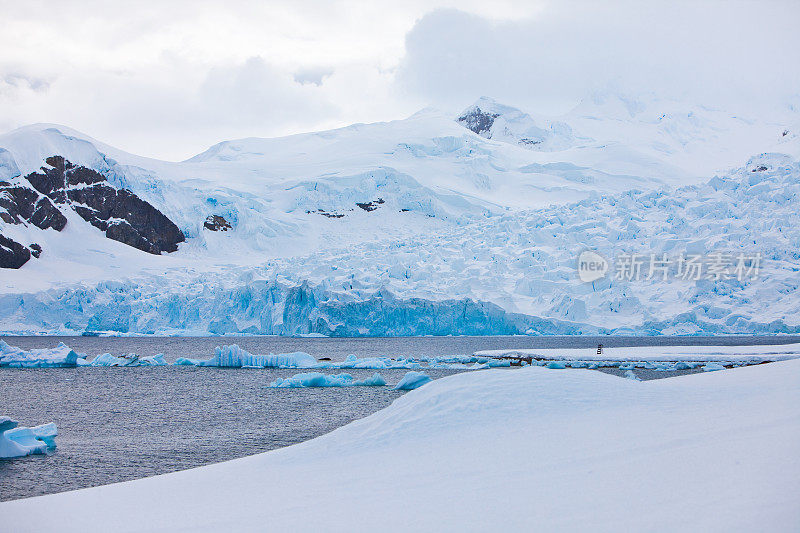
(2, 153, 799, 336)
(0, 417, 57, 459)
(0, 93, 799, 336)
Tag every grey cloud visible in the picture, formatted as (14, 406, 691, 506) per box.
(396, 4, 800, 114)
(293, 67, 335, 86)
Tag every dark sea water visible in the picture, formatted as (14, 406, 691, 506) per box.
(1, 335, 797, 502)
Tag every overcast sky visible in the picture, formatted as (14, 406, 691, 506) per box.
(2, 0, 798, 160)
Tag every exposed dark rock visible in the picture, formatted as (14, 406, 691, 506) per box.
(29, 243, 42, 258)
(752, 165, 769, 172)
(203, 214, 232, 231)
(0, 233, 31, 269)
(307, 208, 345, 218)
(0, 181, 67, 230)
(457, 107, 500, 135)
(24, 156, 185, 255)
(355, 198, 385, 212)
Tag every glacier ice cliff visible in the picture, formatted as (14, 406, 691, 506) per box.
(1, 154, 800, 335)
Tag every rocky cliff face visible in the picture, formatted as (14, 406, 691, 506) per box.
(0, 156, 185, 268)
(24, 156, 185, 255)
(0, 181, 66, 231)
(0, 178, 67, 268)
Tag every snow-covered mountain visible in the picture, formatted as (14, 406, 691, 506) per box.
(1, 91, 798, 335)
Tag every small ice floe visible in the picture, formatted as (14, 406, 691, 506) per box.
(623, 370, 641, 381)
(269, 372, 387, 388)
(546, 362, 567, 369)
(393, 371, 432, 390)
(0, 341, 79, 368)
(702, 362, 726, 372)
(83, 353, 167, 367)
(0, 417, 57, 459)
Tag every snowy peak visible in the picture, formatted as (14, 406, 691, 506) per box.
(456, 97, 577, 152)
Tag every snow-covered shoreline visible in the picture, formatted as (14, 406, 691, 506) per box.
(2, 359, 797, 531)
(475, 342, 800, 362)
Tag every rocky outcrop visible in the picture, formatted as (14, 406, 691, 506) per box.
(0, 234, 32, 269)
(24, 156, 185, 255)
(0, 178, 66, 268)
(203, 215, 232, 231)
(457, 106, 500, 135)
(0, 181, 66, 231)
(355, 198, 385, 212)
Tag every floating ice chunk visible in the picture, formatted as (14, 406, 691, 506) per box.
(87, 353, 167, 366)
(192, 345, 319, 368)
(354, 373, 387, 386)
(174, 357, 202, 366)
(269, 372, 387, 388)
(89, 353, 130, 366)
(546, 362, 567, 369)
(623, 370, 641, 381)
(0, 341, 78, 368)
(0, 417, 57, 459)
(138, 354, 167, 366)
(393, 371, 432, 390)
(702, 362, 726, 372)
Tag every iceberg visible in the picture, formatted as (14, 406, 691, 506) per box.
(174, 357, 203, 366)
(0, 341, 78, 368)
(0, 417, 57, 459)
(191, 345, 319, 368)
(269, 372, 387, 388)
(87, 353, 167, 366)
(393, 371, 432, 390)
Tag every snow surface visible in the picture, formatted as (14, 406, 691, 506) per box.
(1, 92, 799, 335)
(0, 417, 57, 459)
(2, 360, 797, 531)
(475, 343, 800, 362)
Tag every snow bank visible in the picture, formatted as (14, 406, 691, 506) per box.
(393, 371, 432, 390)
(0, 417, 57, 459)
(269, 372, 386, 388)
(3, 359, 797, 531)
(475, 343, 800, 364)
(0, 341, 78, 368)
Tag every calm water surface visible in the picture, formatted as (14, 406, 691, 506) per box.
(1, 335, 797, 502)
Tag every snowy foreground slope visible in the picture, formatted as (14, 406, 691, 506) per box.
(3, 361, 798, 532)
(1, 91, 799, 334)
